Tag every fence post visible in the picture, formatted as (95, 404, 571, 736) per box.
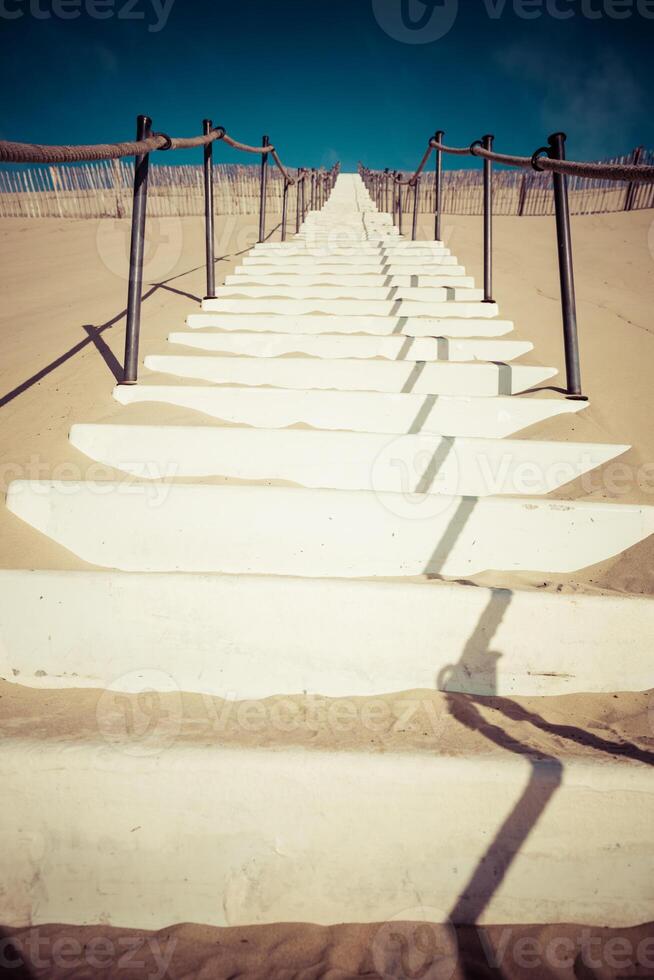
(281, 179, 289, 241)
(202, 118, 216, 298)
(296, 170, 303, 233)
(397, 174, 403, 236)
(624, 146, 643, 211)
(434, 129, 444, 242)
(547, 132, 584, 399)
(411, 175, 420, 241)
(482, 133, 494, 303)
(384, 168, 390, 213)
(299, 170, 306, 225)
(310, 169, 316, 210)
(517, 172, 528, 216)
(258, 134, 269, 243)
(123, 114, 152, 385)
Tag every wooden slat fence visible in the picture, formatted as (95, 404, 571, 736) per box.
(1, 151, 652, 219)
(396, 149, 654, 216)
(0, 162, 295, 219)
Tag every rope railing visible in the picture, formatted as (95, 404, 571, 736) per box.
(0, 113, 340, 383)
(367, 135, 654, 188)
(0, 125, 302, 184)
(359, 127, 654, 401)
(428, 137, 654, 183)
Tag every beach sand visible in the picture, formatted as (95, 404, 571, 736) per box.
(4, 919, 654, 978)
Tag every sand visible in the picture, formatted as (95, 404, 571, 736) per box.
(3, 919, 654, 978)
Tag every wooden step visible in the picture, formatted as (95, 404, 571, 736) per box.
(143, 354, 556, 396)
(7, 481, 653, 576)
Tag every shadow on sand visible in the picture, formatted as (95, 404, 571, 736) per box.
(0, 223, 281, 409)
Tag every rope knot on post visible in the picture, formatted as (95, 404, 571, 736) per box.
(152, 133, 173, 151)
(531, 146, 550, 172)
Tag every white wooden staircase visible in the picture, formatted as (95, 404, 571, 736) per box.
(1, 173, 653, 932)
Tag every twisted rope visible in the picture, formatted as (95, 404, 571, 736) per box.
(0, 126, 299, 182)
(221, 133, 274, 155)
(428, 139, 471, 157)
(269, 147, 295, 184)
(0, 134, 173, 163)
(429, 138, 654, 183)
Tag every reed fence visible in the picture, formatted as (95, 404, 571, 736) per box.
(2, 150, 652, 220)
(0, 161, 294, 219)
(395, 149, 654, 216)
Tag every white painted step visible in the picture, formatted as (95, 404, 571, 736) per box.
(113, 385, 585, 438)
(186, 314, 513, 338)
(2, 733, 651, 928)
(167, 332, 532, 362)
(213, 284, 485, 302)
(243, 255, 461, 268)
(254, 241, 448, 251)
(7, 481, 653, 576)
(240, 263, 465, 276)
(229, 270, 471, 282)
(252, 248, 452, 258)
(201, 299, 500, 319)
(70, 424, 627, 497)
(3, 569, 652, 697)
(144, 355, 555, 396)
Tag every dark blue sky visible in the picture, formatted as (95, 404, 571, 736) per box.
(0, 0, 652, 171)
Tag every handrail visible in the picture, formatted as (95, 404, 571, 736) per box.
(0, 126, 301, 185)
(359, 127, 654, 401)
(428, 137, 654, 183)
(0, 114, 340, 384)
(363, 135, 654, 187)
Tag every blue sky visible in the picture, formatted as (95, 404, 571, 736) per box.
(0, 0, 652, 171)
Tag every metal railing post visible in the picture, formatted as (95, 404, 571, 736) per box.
(397, 174, 403, 236)
(123, 113, 151, 384)
(434, 129, 444, 242)
(202, 118, 216, 299)
(281, 179, 289, 241)
(482, 133, 494, 303)
(548, 131, 584, 398)
(258, 134, 269, 243)
(411, 175, 420, 241)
